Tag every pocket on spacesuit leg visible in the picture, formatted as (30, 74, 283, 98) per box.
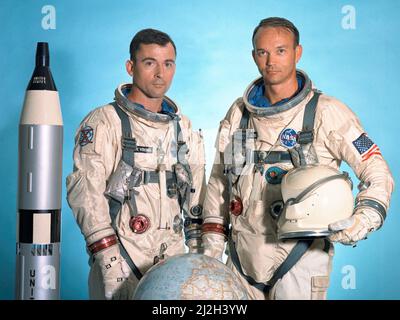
(311, 275, 329, 300)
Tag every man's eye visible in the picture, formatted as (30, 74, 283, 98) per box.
(257, 51, 267, 57)
(165, 62, 174, 68)
(145, 61, 154, 66)
(278, 49, 286, 54)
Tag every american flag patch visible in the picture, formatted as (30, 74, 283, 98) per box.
(352, 133, 381, 161)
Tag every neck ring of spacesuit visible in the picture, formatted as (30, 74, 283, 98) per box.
(242, 69, 312, 117)
(114, 83, 179, 123)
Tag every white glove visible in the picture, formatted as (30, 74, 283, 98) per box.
(328, 208, 383, 246)
(93, 245, 132, 300)
(202, 233, 225, 261)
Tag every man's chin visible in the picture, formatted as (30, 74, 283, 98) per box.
(147, 90, 167, 99)
(263, 78, 283, 86)
(261, 72, 279, 83)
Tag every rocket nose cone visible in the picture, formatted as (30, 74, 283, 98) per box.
(27, 42, 57, 91)
(36, 42, 49, 67)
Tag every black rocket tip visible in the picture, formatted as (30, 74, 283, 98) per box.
(36, 42, 50, 67)
(28, 42, 57, 91)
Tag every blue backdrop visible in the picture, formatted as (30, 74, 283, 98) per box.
(1, 0, 399, 299)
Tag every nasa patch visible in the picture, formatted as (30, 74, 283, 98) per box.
(279, 128, 298, 149)
(79, 126, 94, 146)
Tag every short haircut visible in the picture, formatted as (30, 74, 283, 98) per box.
(252, 17, 300, 47)
(129, 28, 176, 60)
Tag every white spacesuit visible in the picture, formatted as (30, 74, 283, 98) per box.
(202, 70, 394, 300)
(67, 83, 206, 299)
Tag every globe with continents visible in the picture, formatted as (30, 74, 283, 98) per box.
(133, 253, 248, 300)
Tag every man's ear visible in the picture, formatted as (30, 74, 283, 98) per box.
(252, 49, 256, 63)
(295, 44, 303, 63)
(125, 60, 134, 76)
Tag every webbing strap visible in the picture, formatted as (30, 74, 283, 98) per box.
(239, 106, 250, 129)
(265, 239, 313, 290)
(118, 243, 143, 280)
(173, 117, 192, 215)
(108, 102, 143, 280)
(142, 170, 176, 184)
(253, 150, 292, 164)
(297, 91, 321, 145)
(228, 234, 313, 293)
(175, 118, 189, 165)
(112, 102, 135, 167)
(108, 198, 121, 225)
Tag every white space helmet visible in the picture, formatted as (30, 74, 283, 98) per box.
(277, 164, 354, 240)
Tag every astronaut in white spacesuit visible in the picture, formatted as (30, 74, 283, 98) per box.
(67, 29, 206, 299)
(201, 17, 394, 300)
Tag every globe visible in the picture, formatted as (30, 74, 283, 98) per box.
(133, 253, 248, 300)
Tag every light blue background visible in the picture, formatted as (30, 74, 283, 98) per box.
(1, 0, 399, 299)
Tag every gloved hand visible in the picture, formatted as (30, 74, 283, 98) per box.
(202, 233, 225, 261)
(93, 245, 132, 300)
(328, 208, 383, 246)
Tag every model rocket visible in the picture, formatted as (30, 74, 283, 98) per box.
(16, 42, 62, 299)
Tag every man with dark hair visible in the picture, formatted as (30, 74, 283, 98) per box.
(252, 17, 300, 46)
(201, 17, 394, 299)
(67, 28, 206, 299)
(129, 28, 177, 60)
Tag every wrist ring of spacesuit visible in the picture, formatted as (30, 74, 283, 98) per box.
(88, 235, 119, 255)
(201, 223, 228, 237)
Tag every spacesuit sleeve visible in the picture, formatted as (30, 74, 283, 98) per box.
(203, 117, 231, 228)
(66, 108, 118, 246)
(187, 128, 207, 219)
(321, 99, 394, 222)
(200, 116, 232, 258)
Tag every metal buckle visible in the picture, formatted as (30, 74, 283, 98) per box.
(121, 136, 137, 150)
(167, 183, 178, 198)
(297, 131, 314, 145)
(128, 169, 143, 188)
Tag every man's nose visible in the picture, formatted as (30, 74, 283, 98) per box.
(155, 64, 164, 78)
(266, 53, 274, 66)
(265, 53, 271, 66)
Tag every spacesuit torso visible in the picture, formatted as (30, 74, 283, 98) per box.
(67, 83, 206, 297)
